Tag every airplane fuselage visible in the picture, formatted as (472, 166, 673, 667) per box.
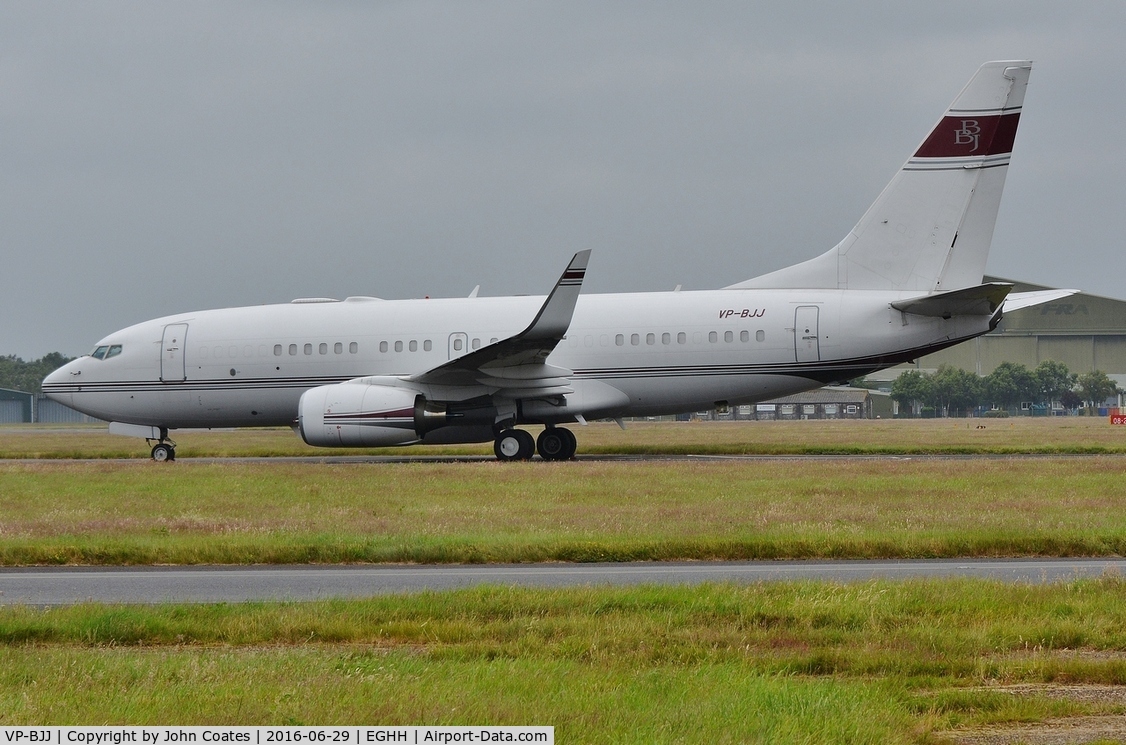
(44, 287, 991, 429)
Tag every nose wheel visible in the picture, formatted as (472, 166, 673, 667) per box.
(150, 442, 176, 462)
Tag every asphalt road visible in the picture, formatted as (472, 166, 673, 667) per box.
(2, 559, 1124, 606)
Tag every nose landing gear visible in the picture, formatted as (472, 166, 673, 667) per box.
(147, 437, 176, 462)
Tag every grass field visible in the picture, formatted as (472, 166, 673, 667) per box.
(3, 417, 1125, 458)
(4, 580, 1126, 742)
(1, 456, 1125, 564)
(4, 419, 1126, 739)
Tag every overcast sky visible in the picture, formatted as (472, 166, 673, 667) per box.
(3, 2, 1124, 358)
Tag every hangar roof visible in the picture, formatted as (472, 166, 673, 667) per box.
(986, 276, 1126, 335)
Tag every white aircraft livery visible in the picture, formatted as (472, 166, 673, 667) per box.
(43, 60, 1070, 461)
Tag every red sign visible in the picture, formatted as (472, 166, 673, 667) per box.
(1112, 415, 1126, 425)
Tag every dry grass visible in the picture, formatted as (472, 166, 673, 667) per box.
(1, 456, 1124, 564)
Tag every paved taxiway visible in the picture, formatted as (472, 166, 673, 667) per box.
(2, 559, 1125, 605)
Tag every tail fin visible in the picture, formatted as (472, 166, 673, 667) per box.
(729, 60, 1032, 292)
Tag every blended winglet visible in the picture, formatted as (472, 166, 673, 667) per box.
(518, 249, 591, 342)
(408, 250, 591, 389)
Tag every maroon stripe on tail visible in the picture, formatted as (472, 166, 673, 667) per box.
(914, 112, 1021, 159)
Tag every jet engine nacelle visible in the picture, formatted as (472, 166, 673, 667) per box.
(298, 383, 452, 448)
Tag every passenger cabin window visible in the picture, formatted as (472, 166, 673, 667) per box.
(631, 334, 640, 346)
(453, 338, 463, 351)
(304, 343, 312, 355)
(661, 333, 670, 345)
(394, 341, 403, 352)
(409, 340, 418, 352)
(646, 333, 655, 345)
(709, 331, 718, 343)
(756, 330, 765, 342)
(677, 332, 686, 344)
(740, 330, 749, 342)
(335, 342, 343, 354)
(274, 345, 282, 356)
(380, 341, 388, 353)
(289, 344, 297, 356)
(319, 343, 328, 355)
(472, 338, 481, 349)
(424, 340, 432, 351)
(615, 334, 624, 346)
(724, 330, 733, 343)
(349, 342, 358, 353)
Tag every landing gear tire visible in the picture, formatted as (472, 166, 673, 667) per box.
(558, 427, 577, 460)
(494, 429, 535, 461)
(537, 427, 577, 461)
(151, 443, 176, 462)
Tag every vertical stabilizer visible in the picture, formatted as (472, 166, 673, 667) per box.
(729, 61, 1031, 292)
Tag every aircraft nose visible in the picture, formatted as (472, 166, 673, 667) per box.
(41, 360, 78, 404)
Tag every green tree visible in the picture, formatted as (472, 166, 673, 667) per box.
(1077, 370, 1121, 410)
(891, 370, 931, 417)
(1060, 389, 1084, 411)
(984, 362, 1036, 412)
(929, 365, 982, 417)
(0, 353, 75, 393)
(1033, 360, 1077, 409)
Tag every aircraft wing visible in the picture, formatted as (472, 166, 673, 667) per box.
(407, 250, 590, 396)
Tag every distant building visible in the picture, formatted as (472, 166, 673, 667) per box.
(0, 388, 33, 424)
(747, 387, 889, 421)
(0, 387, 103, 424)
(682, 387, 891, 421)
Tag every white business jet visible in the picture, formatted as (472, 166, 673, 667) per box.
(43, 60, 1070, 461)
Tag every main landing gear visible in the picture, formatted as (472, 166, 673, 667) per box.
(493, 426, 577, 462)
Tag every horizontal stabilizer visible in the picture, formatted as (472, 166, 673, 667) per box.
(891, 282, 1012, 318)
(1002, 288, 1078, 313)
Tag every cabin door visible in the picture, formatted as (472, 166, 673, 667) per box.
(160, 324, 188, 382)
(794, 306, 820, 363)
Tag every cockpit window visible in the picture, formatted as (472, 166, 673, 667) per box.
(89, 345, 122, 361)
